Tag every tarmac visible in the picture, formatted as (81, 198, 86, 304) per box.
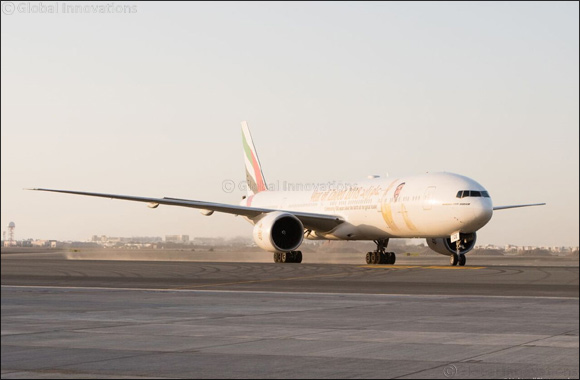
(1, 251, 578, 378)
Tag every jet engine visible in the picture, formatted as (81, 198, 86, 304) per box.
(427, 232, 477, 256)
(252, 212, 304, 253)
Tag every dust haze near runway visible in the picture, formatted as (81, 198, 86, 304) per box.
(1, 251, 578, 379)
(3, 247, 578, 267)
(1, 250, 579, 297)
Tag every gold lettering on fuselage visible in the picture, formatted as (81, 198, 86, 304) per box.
(310, 186, 383, 203)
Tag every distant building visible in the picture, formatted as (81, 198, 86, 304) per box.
(194, 237, 224, 246)
(32, 240, 50, 247)
(129, 236, 162, 243)
(518, 246, 536, 252)
(90, 235, 162, 246)
(165, 235, 190, 243)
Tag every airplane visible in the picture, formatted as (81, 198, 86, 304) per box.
(31, 121, 545, 266)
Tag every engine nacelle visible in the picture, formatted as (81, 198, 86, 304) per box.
(252, 212, 304, 253)
(427, 232, 477, 256)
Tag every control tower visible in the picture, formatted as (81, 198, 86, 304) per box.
(8, 222, 15, 247)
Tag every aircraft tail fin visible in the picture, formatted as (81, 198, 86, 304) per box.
(241, 121, 267, 196)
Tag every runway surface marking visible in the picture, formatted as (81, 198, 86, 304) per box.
(358, 265, 486, 270)
(2, 285, 578, 300)
(170, 272, 349, 290)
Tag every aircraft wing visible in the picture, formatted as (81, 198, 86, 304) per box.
(29, 188, 343, 232)
(493, 203, 546, 211)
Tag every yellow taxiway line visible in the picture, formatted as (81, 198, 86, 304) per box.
(358, 265, 486, 270)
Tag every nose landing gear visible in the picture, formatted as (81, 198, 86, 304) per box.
(365, 239, 396, 265)
(450, 253, 467, 266)
(450, 239, 467, 266)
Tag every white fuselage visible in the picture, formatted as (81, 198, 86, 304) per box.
(242, 172, 493, 240)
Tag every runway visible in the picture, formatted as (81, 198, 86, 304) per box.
(1, 253, 578, 297)
(2, 253, 579, 378)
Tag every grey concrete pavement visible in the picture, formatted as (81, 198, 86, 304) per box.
(1, 253, 578, 378)
(2, 287, 578, 379)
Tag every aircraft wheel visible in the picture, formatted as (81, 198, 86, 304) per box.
(450, 253, 459, 266)
(273, 252, 280, 263)
(289, 251, 300, 263)
(281, 252, 287, 263)
(458, 254, 466, 266)
(366, 252, 372, 264)
(389, 252, 396, 265)
(372, 252, 379, 265)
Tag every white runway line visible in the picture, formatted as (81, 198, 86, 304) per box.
(2, 285, 578, 300)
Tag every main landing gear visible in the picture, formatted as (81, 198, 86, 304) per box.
(365, 239, 396, 265)
(450, 253, 467, 266)
(274, 251, 303, 264)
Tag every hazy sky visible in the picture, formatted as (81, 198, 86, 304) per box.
(1, 2, 578, 247)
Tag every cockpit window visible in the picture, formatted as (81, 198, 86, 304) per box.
(457, 190, 490, 198)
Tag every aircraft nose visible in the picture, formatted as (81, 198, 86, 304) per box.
(475, 202, 493, 222)
(468, 199, 493, 230)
